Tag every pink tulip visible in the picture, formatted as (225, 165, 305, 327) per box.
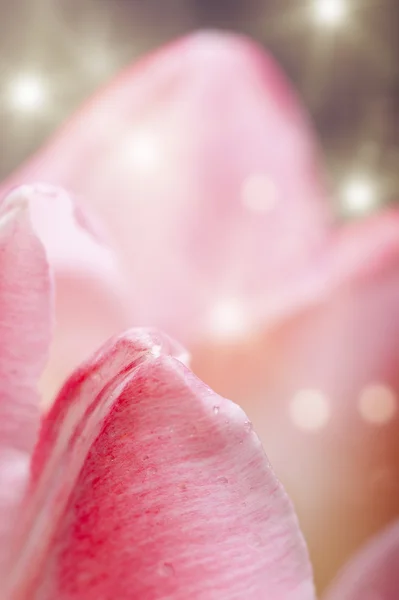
(0, 193, 316, 598)
(2, 188, 399, 600)
(2, 31, 399, 588)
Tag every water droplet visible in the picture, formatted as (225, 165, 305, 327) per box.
(213, 406, 220, 415)
(189, 425, 198, 437)
(216, 476, 229, 485)
(159, 562, 175, 577)
(244, 420, 253, 432)
(248, 533, 264, 549)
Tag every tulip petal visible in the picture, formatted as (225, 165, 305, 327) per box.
(192, 208, 399, 590)
(323, 520, 399, 600)
(0, 195, 51, 571)
(0, 30, 330, 346)
(8, 329, 315, 600)
(4, 184, 130, 405)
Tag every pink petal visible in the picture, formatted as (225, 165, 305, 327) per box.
(7, 329, 315, 600)
(0, 195, 51, 572)
(192, 209, 399, 590)
(323, 520, 399, 600)
(3, 184, 130, 406)
(0, 30, 330, 345)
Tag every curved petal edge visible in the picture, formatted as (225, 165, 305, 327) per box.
(8, 329, 315, 600)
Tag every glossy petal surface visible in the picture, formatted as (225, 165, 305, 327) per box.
(0, 194, 51, 572)
(8, 330, 315, 600)
(323, 520, 399, 600)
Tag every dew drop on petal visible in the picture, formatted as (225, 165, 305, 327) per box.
(247, 532, 265, 549)
(216, 476, 229, 485)
(159, 562, 175, 577)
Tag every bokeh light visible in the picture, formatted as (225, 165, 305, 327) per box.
(340, 175, 379, 216)
(122, 131, 161, 173)
(313, 0, 348, 26)
(289, 389, 331, 432)
(208, 298, 251, 341)
(6, 73, 48, 113)
(358, 384, 397, 425)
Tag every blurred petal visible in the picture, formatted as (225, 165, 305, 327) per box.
(4, 184, 130, 405)
(193, 209, 399, 589)
(8, 329, 315, 600)
(323, 520, 399, 600)
(0, 30, 330, 345)
(0, 195, 51, 571)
